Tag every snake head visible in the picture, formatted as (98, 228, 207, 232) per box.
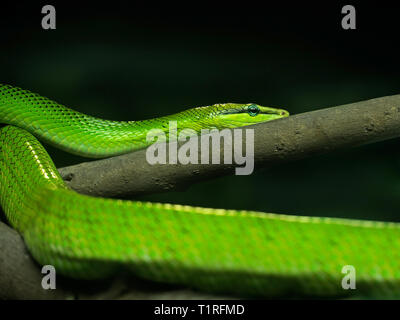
(202, 103, 289, 129)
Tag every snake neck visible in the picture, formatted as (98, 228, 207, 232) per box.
(0, 84, 216, 158)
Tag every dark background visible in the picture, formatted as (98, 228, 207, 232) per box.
(2, 1, 400, 222)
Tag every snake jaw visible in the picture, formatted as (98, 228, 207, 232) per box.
(257, 106, 289, 117)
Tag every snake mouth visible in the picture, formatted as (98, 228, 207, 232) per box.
(259, 107, 290, 117)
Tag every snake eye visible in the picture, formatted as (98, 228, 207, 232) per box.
(247, 104, 260, 117)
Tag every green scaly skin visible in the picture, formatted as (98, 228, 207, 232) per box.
(1, 84, 400, 298)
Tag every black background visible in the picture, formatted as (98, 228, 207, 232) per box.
(1, 1, 400, 222)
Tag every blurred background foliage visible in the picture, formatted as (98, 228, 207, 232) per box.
(2, 2, 400, 222)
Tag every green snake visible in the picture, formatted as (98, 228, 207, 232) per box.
(1, 83, 400, 299)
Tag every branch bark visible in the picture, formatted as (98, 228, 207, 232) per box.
(2, 94, 400, 299)
(59, 94, 400, 198)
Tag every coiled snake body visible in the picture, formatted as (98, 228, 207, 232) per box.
(1, 84, 400, 298)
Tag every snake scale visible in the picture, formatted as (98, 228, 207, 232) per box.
(1, 83, 400, 299)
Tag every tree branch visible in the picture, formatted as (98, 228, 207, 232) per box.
(59, 94, 400, 198)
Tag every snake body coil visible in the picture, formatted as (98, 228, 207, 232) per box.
(1, 84, 400, 298)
